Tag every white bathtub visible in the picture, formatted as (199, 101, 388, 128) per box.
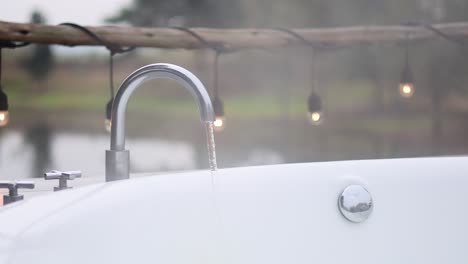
(0, 157, 467, 263)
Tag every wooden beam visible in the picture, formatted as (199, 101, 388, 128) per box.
(1, 20, 468, 50)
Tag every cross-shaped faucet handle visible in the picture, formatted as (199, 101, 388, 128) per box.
(0, 181, 35, 205)
(44, 170, 82, 191)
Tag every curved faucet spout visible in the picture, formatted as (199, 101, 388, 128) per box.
(106, 63, 215, 182)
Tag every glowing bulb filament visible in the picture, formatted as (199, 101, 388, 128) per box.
(0, 111, 10, 127)
(105, 119, 112, 132)
(399, 83, 414, 98)
(308, 111, 322, 125)
(402, 85, 412, 94)
(213, 116, 225, 132)
(214, 119, 223, 127)
(311, 112, 321, 122)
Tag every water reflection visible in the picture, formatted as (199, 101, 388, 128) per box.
(0, 114, 440, 180)
(24, 123, 53, 178)
(0, 127, 291, 179)
(0, 130, 203, 179)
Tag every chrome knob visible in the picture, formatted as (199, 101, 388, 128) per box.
(0, 181, 35, 205)
(338, 185, 373, 223)
(44, 170, 82, 191)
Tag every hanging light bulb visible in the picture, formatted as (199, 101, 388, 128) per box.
(399, 34, 415, 98)
(57, 23, 135, 132)
(0, 89, 9, 127)
(0, 49, 8, 127)
(105, 99, 113, 132)
(212, 96, 225, 131)
(307, 91, 323, 125)
(306, 48, 323, 125)
(211, 51, 226, 132)
(399, 63, 415, 98)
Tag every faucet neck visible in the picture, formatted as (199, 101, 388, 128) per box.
(110, 63, 214, 151)
(106, 63, 215, 181)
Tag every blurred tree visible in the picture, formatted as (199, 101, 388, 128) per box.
(106, 0, 243, 27)
(24, 123, 52, 178)
(23, 10, 54, 91)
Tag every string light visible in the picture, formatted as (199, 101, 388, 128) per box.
(307, 91, 323, 125)
(399, 32, 415, 98)
(212, 96, 225, 130)
(58, 23, 134, 133)
(212, 52, 225, 132)
(274, 28, 326, 125)
(170, 27, 230, 132)
(0, 92, 9, 127)
(307, 49, 323, 125)
(0, 48, 9, 127)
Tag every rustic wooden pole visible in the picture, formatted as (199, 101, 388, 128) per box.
(1, 21, 468, 50)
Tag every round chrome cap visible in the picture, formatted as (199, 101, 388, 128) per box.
(338, 185, 373, 223)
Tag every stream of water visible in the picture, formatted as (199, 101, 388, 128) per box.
(205, 122, 218, 172)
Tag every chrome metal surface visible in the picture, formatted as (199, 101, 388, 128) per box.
(0, 181, 35, 204)
(106, 150, 130, 182)
(338, 185, 373, 223)
(106, 63, 214, 182)
(44, 170, 82, 191)
(44, 170, 82, 180)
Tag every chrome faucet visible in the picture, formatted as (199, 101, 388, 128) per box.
(106, 63, 215, 182)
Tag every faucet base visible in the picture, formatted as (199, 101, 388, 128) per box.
(106, 150, 130, 182)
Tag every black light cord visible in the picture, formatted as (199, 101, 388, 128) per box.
(59, 22, 135, 101)
(0, 40, 30, 49)
(0, 48, 8, 110)
(275, 27, 311, 45)
(0, 48, 2, 90)
(171, 27, 228, 53)
(274, 27, 330, 50)
(0, 48, 2, 82)
(0, 39, 32, 90)
(171, 27, 227, 98)
(59, 23, 135, 54)
(213, 51, 219, 98)
(404, 32, 410, 68)
(0, 41, 30, 91)
(109, 55, 115, 98)
(275, 28, 322, 93)
(424, 24, 465, 46)
(402, 21, 467, 47)
(311, 49, 318, 93)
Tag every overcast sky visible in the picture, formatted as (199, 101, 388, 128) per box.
(1, 0, 131, 25)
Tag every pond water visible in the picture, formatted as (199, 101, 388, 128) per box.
(0, 109, 461, 180)
(0, 127, 285, 179)
(0, 130, 199, 179)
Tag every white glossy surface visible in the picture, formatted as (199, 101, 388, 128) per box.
(0, 157, 467, 263)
